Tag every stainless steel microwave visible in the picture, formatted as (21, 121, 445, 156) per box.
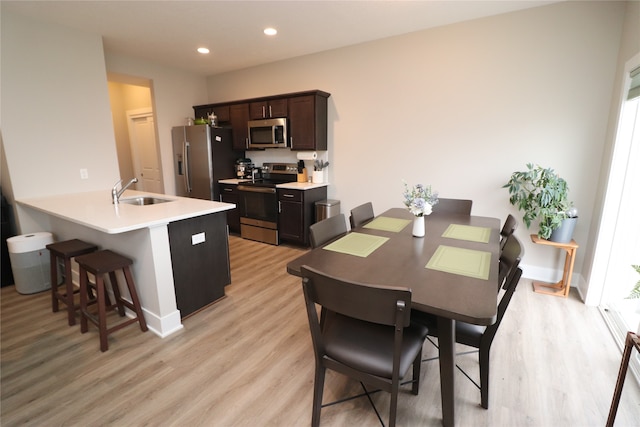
(247, 118, 288, 149)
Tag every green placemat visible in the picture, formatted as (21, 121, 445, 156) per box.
(442, 224, 491, 243)
(426, 245, 491, 280)
(323, 232, 389, 258)
(363, 216, 411, 232)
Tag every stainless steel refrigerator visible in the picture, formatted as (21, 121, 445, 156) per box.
(171, 125, 237, 200)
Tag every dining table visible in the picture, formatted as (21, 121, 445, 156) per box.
(286, 207, 501, 427)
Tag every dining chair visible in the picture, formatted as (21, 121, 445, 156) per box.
(607, 331, 640, 427)
(300, 265, 429, 427)
(431, 198, 473, 215)
(500, 214, 518, 250)
(349, 202, 375, 228)
(413, 236, 523, 410)
(309, 213, 348, 248)
(499, 233, 523, 289)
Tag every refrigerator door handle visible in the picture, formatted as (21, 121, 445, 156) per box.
(183, 141, 191, 193)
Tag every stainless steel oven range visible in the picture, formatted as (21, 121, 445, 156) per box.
(237, 162, 297, 245)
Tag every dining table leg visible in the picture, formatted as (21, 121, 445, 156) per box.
(438, 316, 455, 427)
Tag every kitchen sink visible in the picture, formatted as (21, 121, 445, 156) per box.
(119, 196, 174, 206)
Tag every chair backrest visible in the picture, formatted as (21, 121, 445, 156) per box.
(309, 214, 348, 248)
(349, 202, 375, 228)
(483, 267, 523, 344)
(499, 234, 523, 289)
(500, 214, 518, 250)
(431, 198, 473, 215)
(300, 265, 412, 328)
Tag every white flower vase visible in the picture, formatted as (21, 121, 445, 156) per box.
(412, 216, 425, 237)
(312, 170, 324, 184)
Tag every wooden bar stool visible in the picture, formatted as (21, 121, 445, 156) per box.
(75, 249, 148, 352)
(46, 239, 98, 326)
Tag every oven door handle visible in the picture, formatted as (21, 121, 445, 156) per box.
(238, 185, 277, 194)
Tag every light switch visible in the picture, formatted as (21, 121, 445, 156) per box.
(191, 232, 205, 245)
(80, 169, 89, 180)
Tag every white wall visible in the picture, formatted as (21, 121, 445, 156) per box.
(1, 2, 635, 296)
(0, 11, 209, 232)
(104, 53, 209, 196)
(205, 1, 627, 287)
(582, 0, 640, 304)
(1, 11, 120, 231)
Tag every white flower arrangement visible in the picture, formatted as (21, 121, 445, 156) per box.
(403, 181, 439, 217)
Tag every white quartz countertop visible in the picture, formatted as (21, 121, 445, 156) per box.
(219, 178, 328, 190)
(17, 190, 235, 234)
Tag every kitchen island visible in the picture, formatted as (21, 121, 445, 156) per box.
(17, 190, 235, 337)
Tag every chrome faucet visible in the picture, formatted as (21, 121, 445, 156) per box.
(112, 178, 138, 204)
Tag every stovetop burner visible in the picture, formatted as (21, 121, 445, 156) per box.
(240, 162, 298, 187)
(241, 179, 280, 188)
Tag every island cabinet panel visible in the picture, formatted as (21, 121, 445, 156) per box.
(288, 94, 328, 151)
(278, 186, 327, 246)
(167, 212, 231, 318)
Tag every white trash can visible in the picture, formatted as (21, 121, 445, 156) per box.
(7, 232, 54, 294)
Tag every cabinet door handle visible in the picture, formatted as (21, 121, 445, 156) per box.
(269, 105, 272, 117)
(290, 137, 293, 149)
(282, 194, 294, 198)
(278, 201, 281, 212)
(262, 106, 266, 118)
(223, 188, 233, 192)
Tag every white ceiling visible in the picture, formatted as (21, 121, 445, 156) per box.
(3, 1, 559, 76)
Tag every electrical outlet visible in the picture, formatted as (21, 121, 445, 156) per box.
(80, 169, 89, 180)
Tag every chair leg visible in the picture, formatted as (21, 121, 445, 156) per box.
(96, 275, 109, 352)
(479, 345, 490, 409)
(412, 350, 422, 395)
(122, 266, 148, 331)
(79, 269, 89, 334)
(63, 256, 75, 326)
(311, 365, 326, 427)
(108, 271, 125, 317)
(389, 379, 399, 427)
(606, 332, 638, 427)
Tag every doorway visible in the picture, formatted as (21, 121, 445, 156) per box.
(126, 108, 162, 193)
(595, 57, 640, 379)
(107, 74, 164, 193)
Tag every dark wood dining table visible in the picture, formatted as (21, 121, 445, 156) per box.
(286, 208, 501, 427)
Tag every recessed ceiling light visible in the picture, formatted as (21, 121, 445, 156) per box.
(197, 47, 210, 54)
(264, 27, 277, 36)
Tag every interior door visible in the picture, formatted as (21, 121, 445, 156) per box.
(127, 109, 162, 193)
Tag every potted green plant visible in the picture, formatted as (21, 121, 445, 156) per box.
(627, 265, 640, 300)
(503, 163, 578, 242)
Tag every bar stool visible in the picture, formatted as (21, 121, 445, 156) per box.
(75, 249, 148, 352)
(46, 239, 98, 326)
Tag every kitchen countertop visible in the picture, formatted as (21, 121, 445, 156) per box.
(17, 190, 235, 234)
(219, 178, 328, 190)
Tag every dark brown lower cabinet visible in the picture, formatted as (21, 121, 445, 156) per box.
(219, 184, 240, 234)
(167, 212, 231, 318)
(278, 187, 327, 246)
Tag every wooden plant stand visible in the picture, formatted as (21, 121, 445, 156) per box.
(530, 234, 579, 298)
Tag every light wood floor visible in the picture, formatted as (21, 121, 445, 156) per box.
(2, 235, 640, 426)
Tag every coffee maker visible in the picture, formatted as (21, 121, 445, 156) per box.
(235, 158, 254, 179)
